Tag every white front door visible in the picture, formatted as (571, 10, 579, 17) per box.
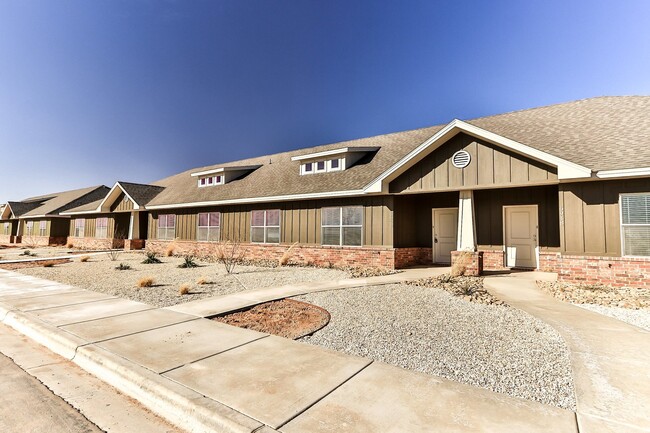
(504, 206, 538, 268)
(432, 208, 458, 264)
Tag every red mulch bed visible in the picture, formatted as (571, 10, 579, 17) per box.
(213, 299, 330, 339)
(0, 258, 71, 270)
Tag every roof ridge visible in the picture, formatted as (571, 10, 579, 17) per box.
(465, 95, 649, 123)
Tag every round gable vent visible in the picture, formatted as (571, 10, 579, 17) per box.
(451, 150, 471, 168)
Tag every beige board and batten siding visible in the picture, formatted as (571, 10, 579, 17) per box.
(389, 133, 558, 193)
(559, 178, 650, 256)
(110, 192, 135, 212)
(148, 196, 394, 247)
(69, 216, 111, 238)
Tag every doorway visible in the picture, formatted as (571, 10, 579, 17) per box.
(432, 208, 458, 264)
(504, 205, 538, 268)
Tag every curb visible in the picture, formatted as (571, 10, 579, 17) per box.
(1, 308, 265, 433)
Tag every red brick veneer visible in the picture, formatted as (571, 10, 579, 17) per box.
(125, 239, 146, 250)
(450, 250, 484, 276)
(146, 240, 397, 269)
(479, 249, 508, 271)
(540, 252, 650, 288)
(20, 236, 67, 246)
(394, 248, 432, 268)
(66, 237, 125, 250)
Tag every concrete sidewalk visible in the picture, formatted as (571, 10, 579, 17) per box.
(0, 268, 578, 432)
(167, 265, 450, 317)
(484, 273, 650, 433)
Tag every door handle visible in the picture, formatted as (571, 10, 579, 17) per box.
(434, 237, 438, 244)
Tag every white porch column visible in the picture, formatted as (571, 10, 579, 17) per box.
(457, 190, 476, 251)
(128, 211, 139, 240)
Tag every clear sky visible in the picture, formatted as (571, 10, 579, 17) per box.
(1, 0, 649, 203)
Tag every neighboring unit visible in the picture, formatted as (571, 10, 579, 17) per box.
(3, 96, 650, 288)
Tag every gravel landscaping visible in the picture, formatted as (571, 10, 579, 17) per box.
(296, 283, 576, 410)
(0, 246, 80, 261)
(576, 304, 650, 331)
(15, 251, 349, 307)
(538, 280, 650, 309)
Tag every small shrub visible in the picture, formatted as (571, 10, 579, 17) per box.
(66, 242, 74, 249)
(451, 251, 473, 277)
(79, 255, 91, 262)
(196, 276, 210, 285)
(165, 242, 176, 257)
(115, 263, 131, 271)
(178, 255, 198, 268)
(42, 262, 55, 268)
(137, 276, 155, 288)
(107, 250, 121, 261)
(279, 242, 299, 267)
(20, 250, 34, 257)
(179, 283, 191, 295)
(142, 251, 161, 264)
(214, 240, 243, 274)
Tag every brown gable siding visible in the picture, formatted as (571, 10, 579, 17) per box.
(393, 193, 459, 248)
(559, 178, 650, 256)
(389, 133, 558, 194)
(148, 197, 394, 247)
(474, 185, 561, 250)
(110, 192, 135, 212)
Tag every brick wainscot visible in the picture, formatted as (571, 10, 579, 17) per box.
(66, 237, 125, 250)
(146, 240, 434, 270)
(540, 252, 650, 289)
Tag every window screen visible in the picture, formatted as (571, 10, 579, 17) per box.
(251, 210, 280, 243)
(157, 214, 176, 240)
(321, 206, 363, 246)
(197, 212, 220, 242)
(96, 217, 108, 239)
(621, 194, 650, 256)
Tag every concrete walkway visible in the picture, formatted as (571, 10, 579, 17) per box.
(168, 265, 450, 317)
(484, 273, 650, 433)
(0, 268, 578, 432)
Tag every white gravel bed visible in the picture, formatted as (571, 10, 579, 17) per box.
(296, 284, 576, 410)
(575, 304, 650, 331)
(0, 246, 78, 261)
(16, 252, 349, 308)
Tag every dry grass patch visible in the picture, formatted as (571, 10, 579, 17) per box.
(137, 276, 155, 288)
(213, 299, 330, 339)
(196, 276, 210, 285)
(179, 283, 191, 295)
(66, 242, 74, 248)
(164, 243, 176, 257)
(79, 255, 91, 262)
(279, 242, 298, 266)
(451, 251, 473, 277)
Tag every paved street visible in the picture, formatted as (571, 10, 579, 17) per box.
(0, 353, 102, 433)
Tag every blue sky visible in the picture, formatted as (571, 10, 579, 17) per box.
(1, 0, 649, 202)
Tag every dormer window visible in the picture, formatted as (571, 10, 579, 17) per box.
(198, 174, 224, 187)
(292, 146, 379, 176)
(191, 165, 261, 187)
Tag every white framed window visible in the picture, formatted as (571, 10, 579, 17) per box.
(198, 175, 224, 187)
(74, 219, 85, 237)
(39, 220, 47, 236)
(251, 209, 280, 243)
(621, 193, 650, 257)
(157, 214, 176, 240)
(4, 222, 10, 236)
(197, 212, 220, 242)
(25, 221, 34, 236)
(322, 206, 363, 246)
(300, 158, 344, 175)
(96, 217, 108, 239)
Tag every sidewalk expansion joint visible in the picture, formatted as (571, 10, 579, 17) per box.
(274, 359, 375, 430)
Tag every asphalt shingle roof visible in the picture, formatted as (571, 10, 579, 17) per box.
(20, 186, 109, 217)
